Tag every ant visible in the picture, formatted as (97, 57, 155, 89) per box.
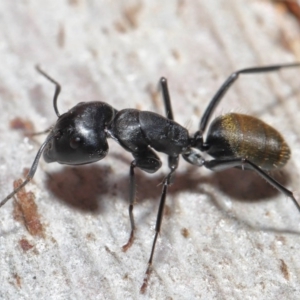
(1, 63, 300, 293)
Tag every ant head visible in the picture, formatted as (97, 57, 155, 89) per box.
(43, 102, 116, 165)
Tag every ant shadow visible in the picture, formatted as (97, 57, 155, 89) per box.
(44, 155, 299, 235)
(45, 155, 291, 212)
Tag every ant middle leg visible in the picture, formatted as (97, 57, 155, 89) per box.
(122, 149, 162, 252)
(124, 77, 178, 252)
(141, 155, 179, 294)
(122, 161, 136, 252)
(140, 77, 181, 292)
(160, 77, 174, 120)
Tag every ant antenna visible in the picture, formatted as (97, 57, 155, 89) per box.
(36, 65, 62, 117)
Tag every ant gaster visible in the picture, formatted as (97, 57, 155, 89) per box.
(1, 63, 300, 293)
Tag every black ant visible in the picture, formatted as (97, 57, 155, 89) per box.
(1, 63, 300, 293)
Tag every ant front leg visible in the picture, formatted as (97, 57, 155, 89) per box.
(122, 149, 162, 252)
(0, 133, 54, 208)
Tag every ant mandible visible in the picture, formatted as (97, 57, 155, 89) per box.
(1, 63, 300, 293)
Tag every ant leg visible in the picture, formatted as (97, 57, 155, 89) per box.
(122, 149, 162, 251)
(204, 158, 300, 212)
(36, 65, 61, 117)
(160, 77, 174, 120)
(29, 127, 52, 137)
(140, 78, 181, 292)
(199, 62, 300, 134)
(122, 162, 136, 252)
(141, 155, 179, 294)
(0, 133, 54, 208)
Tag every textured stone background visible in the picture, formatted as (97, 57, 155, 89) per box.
(0, 1, 300, 299)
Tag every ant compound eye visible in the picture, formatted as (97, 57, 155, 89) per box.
(70, 136, 81, 149)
